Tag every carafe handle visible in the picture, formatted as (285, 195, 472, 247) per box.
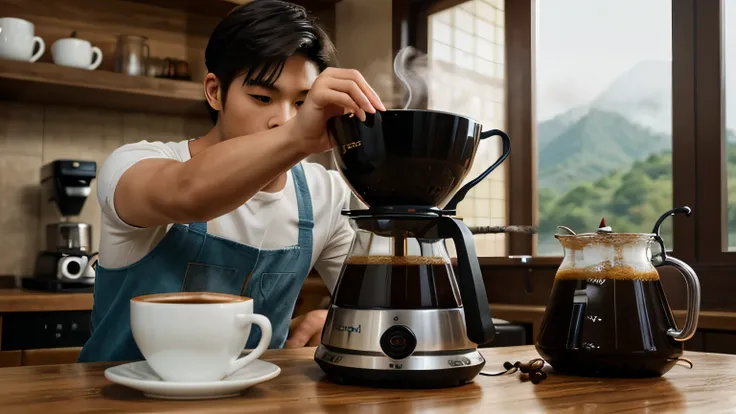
(444, 129, 511, 211)
(651, 206, 700, 342)
(656, 255, 701, 342)
(438, 217, 495, 345)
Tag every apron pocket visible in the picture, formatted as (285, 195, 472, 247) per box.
(181, 262, 241, 295)
(258, 272, 296, 302)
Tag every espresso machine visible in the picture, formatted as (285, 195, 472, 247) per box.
(314, 109, 511, 388)
(23, 160, 98, 292)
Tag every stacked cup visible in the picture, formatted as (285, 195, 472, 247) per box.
(51, 34, 103, 70)
(0, 17, 45, 62)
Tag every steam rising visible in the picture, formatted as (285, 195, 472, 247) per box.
(354, 46, 469, 111)
(393, 46, 430, 109)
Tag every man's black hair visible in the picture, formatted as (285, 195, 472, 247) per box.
(204, 0, 338, 124)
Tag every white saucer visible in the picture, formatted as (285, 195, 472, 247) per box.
(104, 359, 281, 400)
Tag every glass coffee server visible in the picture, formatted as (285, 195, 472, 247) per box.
(332, 221, 461, 311)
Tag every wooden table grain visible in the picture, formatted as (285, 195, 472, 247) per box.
(0, 345, 733, 413)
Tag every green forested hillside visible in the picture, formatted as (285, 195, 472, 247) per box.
(537, 131, 736, 255)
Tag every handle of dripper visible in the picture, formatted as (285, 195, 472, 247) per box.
(444, 129, 511, 211)
(438, 217, 495, 345)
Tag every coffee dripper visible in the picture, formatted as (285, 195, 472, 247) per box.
(314, 108, 511, 388)
(535, 207, 701, 377)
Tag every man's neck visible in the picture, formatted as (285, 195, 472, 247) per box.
(189, 126, 288, 194)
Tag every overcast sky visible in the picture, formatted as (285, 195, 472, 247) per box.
(535, 0, 736, 123)
(535, 0, 671, 120)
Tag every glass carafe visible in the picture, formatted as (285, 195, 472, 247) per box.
(332, 225, 462, 310)
(330, 214, 495, 346)
(535, 207, 701, 377)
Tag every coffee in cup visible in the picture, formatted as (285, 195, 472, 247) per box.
(0, 17, 45, 62)
(51, 38, 103, 70)
(130, 292, 272, 382)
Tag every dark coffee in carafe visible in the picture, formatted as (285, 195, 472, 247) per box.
(536, 266, 681, 377)
(332, 255, 462, 309)
(535, 221, 701, 378)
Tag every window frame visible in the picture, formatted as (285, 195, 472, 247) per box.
(693, 0, 736, 264)
(402, 0, 715, 265)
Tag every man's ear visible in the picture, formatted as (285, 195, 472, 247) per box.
(204, 73, 222, 112)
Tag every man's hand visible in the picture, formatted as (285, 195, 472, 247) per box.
(290, 67, 387, 155)
(285, 309, 328, 348)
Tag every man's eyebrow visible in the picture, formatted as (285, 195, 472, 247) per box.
(244, 80, 280, 92)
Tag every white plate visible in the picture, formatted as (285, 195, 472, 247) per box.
(104, 359, 281, 400)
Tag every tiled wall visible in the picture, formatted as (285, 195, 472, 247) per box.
(0, 100, 211, 276)
(428, 0, 507, 257)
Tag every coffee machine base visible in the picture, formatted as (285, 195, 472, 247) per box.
(314, 346, 485, 389)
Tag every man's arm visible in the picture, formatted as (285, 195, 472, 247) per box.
(114, 68, 384, 228)
(115, 122, 308, 228)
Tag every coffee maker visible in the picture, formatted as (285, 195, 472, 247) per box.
(314, 109, 511, 388)
(24, 160, 98, 292)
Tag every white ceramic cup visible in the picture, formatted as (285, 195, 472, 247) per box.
(130, 292, 272, 383)
(51, 38, 102, 70)
(0, 17, 45, 62)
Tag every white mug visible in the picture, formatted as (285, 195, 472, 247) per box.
(0, 17, 45, 62)
(51, 38, 102, 70)
(130, 292, 272, 382)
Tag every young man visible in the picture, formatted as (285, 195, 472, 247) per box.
(77, 0, 385, 362)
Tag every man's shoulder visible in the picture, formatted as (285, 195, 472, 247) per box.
(106, 140, 188, 163)
(99, 140, 188, 181)
(300, 160, 347, 189)
(299, 160, 352, 208)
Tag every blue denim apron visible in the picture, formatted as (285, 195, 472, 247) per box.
(77, 164, 314, 363)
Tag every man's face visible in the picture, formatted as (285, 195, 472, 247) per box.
(217, 55, 320, 139)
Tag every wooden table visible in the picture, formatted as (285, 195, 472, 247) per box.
(0, 345, 733, 413)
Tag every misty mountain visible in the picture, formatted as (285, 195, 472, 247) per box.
(536, 59, 736, 193)
(539, 59, 736, 139)
(591, 60, 672, 134)
(537, 60, 671, 145)
(537, 105, 589, 150)
(538, 109, 670, 191)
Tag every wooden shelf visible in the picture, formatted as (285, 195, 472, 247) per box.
(0, 288, 92, 313)
(0, 59, 207, 117)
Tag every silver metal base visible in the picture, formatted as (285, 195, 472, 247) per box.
(320, 306, 476, 354)
(315, 306, 485, 386)
(315, 344, 485, 371)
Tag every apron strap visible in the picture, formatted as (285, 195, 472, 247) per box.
(290, 163, 314, 250)
(189, 221, 207, 233)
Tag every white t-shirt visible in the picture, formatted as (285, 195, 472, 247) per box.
(96, 139, 355, 293)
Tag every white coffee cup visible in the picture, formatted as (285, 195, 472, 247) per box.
(0, 17, 45, 62)
(130, 292, 272, 382)
(51, 38, 102, 70)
